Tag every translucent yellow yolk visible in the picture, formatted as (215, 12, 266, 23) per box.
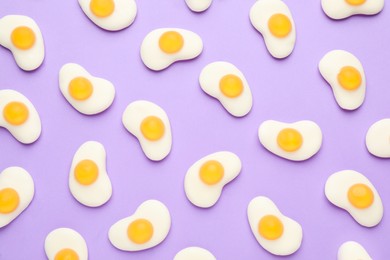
(268, 14, 292, 38)
(3, 101, 29, 126)
(90, 0, 115, 17)
(337, 66, 362, 91)
(258, 215, 284, 240)
(140, 116, 165, 141)
(11, 26, 36, 50)
(158, 31, 184, 54)
(199, 160, 224, 185)
(277, 128, 303, 152)
(74, 159, 99, 186)
(219, 74, 244, 98)
(0, 188, 20, 214)
(68, 77, 94, 101)
(127, 218, 154, 244)
(345, 0, 366, 6)
(54, 248, 79, 260)
(348, 183, 374, 209)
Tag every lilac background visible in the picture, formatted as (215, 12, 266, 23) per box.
(0, 0, 390, 259)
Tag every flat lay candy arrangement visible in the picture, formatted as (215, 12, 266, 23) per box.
(0, 0, 390, 259)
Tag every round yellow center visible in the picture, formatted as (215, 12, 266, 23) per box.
(3, 101, 29, 126)
(140, 116, 165, 141)
(268, 13, 292, 38)
(11, 26, 36, 50)
(277, 128, 303, 152)
(258, 215, 284, 240)
(68, 77, 94, 101)
(54, 248, 79, 260)
(219, 74, 244, 98)
(348, 183, 374, 209)
(90, 0, 115, 17)
(199, 160, 224, 185)
(337, 66, 362, 91)
(158, 31, 184, 54)
(74, 159, 99, 186)
(127, 218, 154, 244)
(0, 188, 20, 214)
(345, 0, 366, 5)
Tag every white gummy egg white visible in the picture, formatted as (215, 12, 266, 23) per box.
(325, 170, 383, 227)
(69, 141, 112, 207)
(0, 89, 41, 144)
(59, 63, 115, 115)
(199, 62, 252, 117)
(44, 228, 88, 260)
(319, 50, 366, 110)
(250, 0, 296, 59)
(0, 167, 34, 228)
(185, 0, 212, 12)
(122, 100, 172, 161)
(321, 0, 384, 20)
(338, 241, 372, 260)
(258, 120, 322, 161)
(109, 200, 171, 251)
(184, 152, 241, 208)
(365, 118, 390, 158)
(174, 247, 216, 260)
(141, 28, 203, 71)
(0, 15, 44, 71)
(247, 196, 303, 256)
(78, 0, 137, 31)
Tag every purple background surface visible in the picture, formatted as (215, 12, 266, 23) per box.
(0, 0, 390, 259)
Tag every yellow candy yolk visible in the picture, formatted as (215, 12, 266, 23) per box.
(3, 101, 29, 126)
(345, 0, 366, 6)
(348, 183, 374, 209)
(74, 159, 99, 186)
(127, 218, 154, 244)
(337, 66, 362, 91)
(68, 77, 94, 101)
(90, 0, 115, 17)
(277, 128, 303, 152)
(199, 160, 224, 185)
(158, 31, 184, 54)
(258, 215, 284, 240)
(268, 14, 292, 38)
(11, 26, 36, 50)
(219, 74, 244, 98)
(140, 116, 165, 141)
(54, 248, 79, 260)
(0, 188, 20, 214)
